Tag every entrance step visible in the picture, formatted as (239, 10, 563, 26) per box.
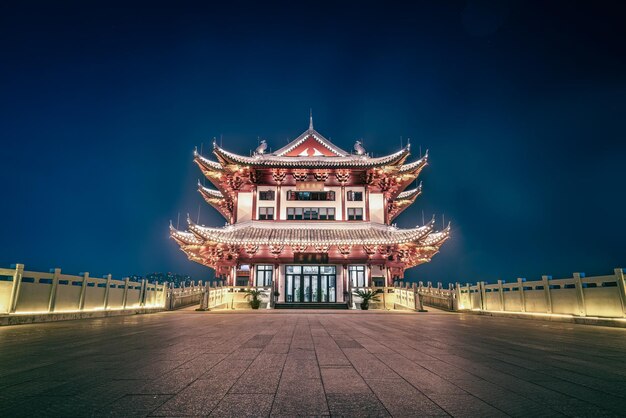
(274, 302, 349, 310)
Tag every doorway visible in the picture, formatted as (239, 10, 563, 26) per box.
(285, 265, 336, 302)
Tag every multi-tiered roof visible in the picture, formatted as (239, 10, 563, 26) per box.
(170, 118, 450, 278)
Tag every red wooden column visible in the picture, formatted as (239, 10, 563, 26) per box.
(271, 171, 286, 220)
(341, 185, 346, 221)
(251, 186, 257, 220)
(249, 264, 255, 287)
(273, 263, 280, 304)
(276, 185, 282, 220)
(343, 264, 349, 303)
(364, 186, 370, 222)
(335, 171, 349, 221)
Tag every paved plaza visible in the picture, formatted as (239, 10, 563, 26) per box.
(1, 310, 625, 417)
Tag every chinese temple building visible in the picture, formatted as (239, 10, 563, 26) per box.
(170, 116, 450, 305)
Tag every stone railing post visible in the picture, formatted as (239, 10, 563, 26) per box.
(48, 268, 61, 312)
(139, 279, 146, 307)
(167, 283, 174, 310)
(79, 272, 89, 311)
(478, 281, 486, 310)
(573, 272, 586, 316)
(103, 274, 112, 310)
(152, 282, 158, 305)
(497, 280, 505, 311)
(412, 283, 422, 311)
(122, 277, 130, 309)
(614, 268, 626, 318)
(199, 283, 209, 311)
(541, 275, 553, 314)
(517, 278, 526, 312)
(454, 282, 461, 310)
(8, 263, 24, 313)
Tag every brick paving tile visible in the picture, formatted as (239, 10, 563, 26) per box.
(0, 310, 624, 417)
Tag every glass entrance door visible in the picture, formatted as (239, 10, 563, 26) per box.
(285, 265, 336, 302)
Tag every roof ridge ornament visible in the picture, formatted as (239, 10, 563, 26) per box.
(309, 109, 313, 131)
(354, 140, 366, 156)
(254, 139, 267, 155)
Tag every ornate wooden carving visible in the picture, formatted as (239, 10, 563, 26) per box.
(313, 172, 329, 182)
(292, 244, 308, 253)
(363, 245, 376, 258)
(378, 177, 393, 192)
(272, 170, 287, 184)
(245, 244, 259, 255)
(228, 175, 244, 190)
(335, 170, 350, 184)
(248, 170, 258, 184)
(337, 245, 352, 257)
(377, 245, 394, 258)
(314, 244, 330, 253)
(269, 244, 284, 258)
(292, 170, 309, 182)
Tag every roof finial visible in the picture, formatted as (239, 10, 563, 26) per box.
(309, 108, 314, 130)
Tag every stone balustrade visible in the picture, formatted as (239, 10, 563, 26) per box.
(166, 281, 205, 309)
(9, 262, 620, 323)
(167, 283, 273, 310)
(456, 268, 626, 319)
(0, 264, 167, 319)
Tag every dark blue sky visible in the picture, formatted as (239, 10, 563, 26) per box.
(1, 1, 625, 284)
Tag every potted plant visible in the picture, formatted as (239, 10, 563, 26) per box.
(353, 289, 381, 310)
(244, 289, 264, 309)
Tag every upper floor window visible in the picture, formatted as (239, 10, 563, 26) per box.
(347, 208, 363, 221)
(259, 190, 275, 200)
(347, 191, 363, 201)
(258, 207, 274, 220)
(286, 191, 335, 201)
(287, 207, 335, 220)
(318, 208, 335, 220)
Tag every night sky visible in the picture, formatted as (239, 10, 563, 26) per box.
(1, 1, 625, 285)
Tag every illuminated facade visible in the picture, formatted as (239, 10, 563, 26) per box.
(170, 116, 450, 305)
